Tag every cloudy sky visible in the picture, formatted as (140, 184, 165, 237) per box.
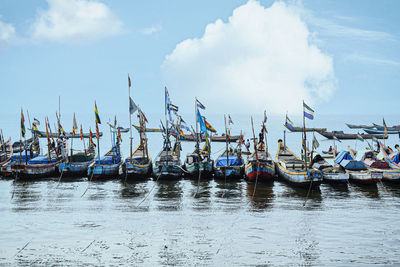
(1, 0, 399, 121)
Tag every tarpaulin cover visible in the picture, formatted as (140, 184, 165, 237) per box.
(11, 153, 38, 162)
(334, 151, 354, 164)
(216, 156, 243, 167)
(28, 155, 59, 164)
(97, 155, 121, 165)
(340, 159, 366, 170)
(394, 154, 400, 164)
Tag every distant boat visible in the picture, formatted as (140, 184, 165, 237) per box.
(245, 143, 275, 183)
(311, 154, 349, 184)
(373, 123, 400, 131)
(363, 128, 400, 135)
(334, 151, 382, 184)
(345, 123, 375, 129)
(275, 140, 322, 188)
(361, 150, 400, 183)
(283, 124, 326, 133)
(318, 131, 387, 140)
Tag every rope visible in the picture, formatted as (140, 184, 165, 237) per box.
(56, 168, 65, 188)
(81, 169, 94, 198)
(194, 165, 202, 198)
(136, 172, 162, 208)
(303, 174, 314, 207)
(251, 162, 260, 201)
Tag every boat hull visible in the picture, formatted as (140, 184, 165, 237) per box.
(59, 161, 93, 177)
(153, 164, 183, 180)
(214, 166, 244, 180)
(276, 164, 322, 188)
(16, 162, 59, 179)
(347, 170, 382, 184)
(184, 162, 214, 178)
(322, 172, 349, 184)
(244, 162, 275, 182)
(88, 163, 121, 179)
(121, 161, 152, 180)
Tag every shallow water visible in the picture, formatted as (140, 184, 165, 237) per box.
(1, 177, 399, 266)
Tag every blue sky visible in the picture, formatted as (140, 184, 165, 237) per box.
(0, 0, 399, 134)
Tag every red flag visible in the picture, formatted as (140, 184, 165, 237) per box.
(80, 125, 83, 140)
(96, 123, 99, 139)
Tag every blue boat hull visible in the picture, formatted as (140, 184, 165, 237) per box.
(88, 163, 121, 179)
(59, 161, 93, 177)
(153, 165, 183, 180)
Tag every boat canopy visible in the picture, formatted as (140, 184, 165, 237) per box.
(28, 155, 59, 164)
(334, 151, 353, 164)
(11, 153, 38, 162)
(216, 156, 243, 167)
(98, 155, 120, 165)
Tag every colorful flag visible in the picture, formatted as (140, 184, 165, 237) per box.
(333, 136, 341, 143)
(196, 99, 205, 110)
(95, 101, 101, 124)
(204, 119, 217, 133)
(128, 74, 131, 88)
(169, 104, 179, 112)
(32, 124, 42, 137)
(180, 129, 185, 138)
(383, 117, 388, 137)
(117, 128, 122, 142)
(228, 114, 234, 125)
(197, 110, 207, 133)
(356, 134, 364, 142)
(312, 135, 319, 149)
(33, 118, 40, 125)
(21, 109, 26, 138)
(96, 123, 100, 139)
(72, 113, 78, 136)
(263, 110, 267, 123)
(89, 128, 94, 146)
(129, 97, 137, 114)
(303, 101, 314, 120)
(59, 123, 65, 136)
(80, 125, 83, 141)
(45, 118, 51, 143)
(285, 115, 295, 131)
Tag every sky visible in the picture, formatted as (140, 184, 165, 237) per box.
(0, 0, 399, 149)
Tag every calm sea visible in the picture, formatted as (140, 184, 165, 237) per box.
(1, 114, 400, 265)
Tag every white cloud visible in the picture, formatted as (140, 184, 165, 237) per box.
(141, 25, 162, 35)
(31, 0, 122, 43)
(0, 19, 16, 43)
(162, 1, 335, 115)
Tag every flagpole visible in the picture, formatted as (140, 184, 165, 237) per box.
(129, 74, 133, 163)
(165, 87, 169, 166)
(224, 114, 229, 167)
(302, 101, 308, 172)
(195, 98, 200, 172)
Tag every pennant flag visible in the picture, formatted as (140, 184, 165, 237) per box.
(117, 128, 122, 142)
(312, 135, 319, 149)
(89, 128, 95, 146)
(139, 109, 148, 123)
(169, 104, 179, 112)
(129, 97, 138, 114)
(196, 99, 205, 110)
(263, 110, 267, 123)
(80, 124, 83, 141)
(228, 114, 234, 125)
(128, 74, 131, 88)
(165, 87, 172, 121)
(285, 115, 295, 131)
(333, 135, 341, 143)
(96, 123, 100, 139)
(180, 124, 191, 132)
(59, 123, 65, 136)
(72, 113, 78, 136)
(197, 110, 207, 133)
(32, 124, 42, 137)
(383, 117, 388, 138)
(356, 134, 364, 142)
(95, 101, 101, 124)
(45, 118, 51, 143)
(205, 119, 217, 133)
(303, 101, 314, 120)
(180, 129, 185, 137)
(33, 118, 40, 125)
(21, 109, 26, 138)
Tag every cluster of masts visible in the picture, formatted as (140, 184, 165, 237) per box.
(1, 77, 400, 192)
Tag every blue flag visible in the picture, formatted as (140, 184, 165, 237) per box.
(197, 110, 207, 133)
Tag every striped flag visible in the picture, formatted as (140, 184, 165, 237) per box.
(96, 123, 100, 139)
(117, 128, 122, 142)
(80, 125, 83, 140)
(196, 99, 205, 110)
(45, 118, 51, 143)
(285, 115, 295, 131)
(95, 101, 101, 124)
(356, 134, 364, 142)
(33, 118, 40, 125)
(32, 124, 42, 137)
(303, 101, 314, 120)
(89, 128, 94, 146)
(21, 109, 26, 138)
(333, 135, 341, 143)
(72, 113, 78, 136)
(205, 119, 217, 133)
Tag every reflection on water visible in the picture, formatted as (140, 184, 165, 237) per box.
(1, 178, 400, 266)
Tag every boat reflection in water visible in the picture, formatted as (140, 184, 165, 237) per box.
(246, 182, 274, 210)
(154, 180, 184, 211)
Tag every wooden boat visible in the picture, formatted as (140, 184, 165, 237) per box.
(361, 150, 400, 183)
(245, 142, 275, 182)
(121, 107, 152, 180)
(58, 147, 95, 177)
(311, 154, 349, 184)
(29, 129, 103, 139)
(363, 128, 400, 135)
(88, 145, 121, 179)
(334, 151, 382, 184)
(378, 142, 400, 169)
(153, 139, 183, 179)
(16, 155, 62, 179)
(346, 123, 375, 129)
(184, 151, 213, 178)
(318, 131, 387, 140)
(373, 123, 400, 131)
(284, 124, 326, 132)
(0, 138, 13, 168)
(214, 148, 245, 180)
(275, 140, 322, 188)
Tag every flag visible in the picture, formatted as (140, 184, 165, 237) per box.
(204, 119, 217, 133)
(80, 125, 83, 141)
(128, 74, 131, 88)
(129, 97, 138, 114)
(312, 135, 319, 149)
(228, 114, 234, 125)
(333, 136, 341, 143)
(196, 99, 205, 110)
(285, 115, 295, 131)
(197, 110, 207, 133)
(21, 108, 26, 138)
(89, 128, 94, 146)
(263, 110, 267, 123)
(117, 128, 122, 142)
(96, 123, 100, 139)
(372, 136, 379, 143)
(169, 104, 179, 112)
(72, 113, 78, 136)
(180, 124, 191, 132)
(59, 123, 65, 136)
(165, 87, 172, 121)
(356, 134, 364, 142)
(95, 101, 101, 124)
(180, 129, 185, 138)
(32, 124, 42, 137)
(33, 118, 40, 125)
(303, 101, 314, 120)
(139, 109, 148, 123)
(383, 118, 388, 138)
(45, 118, 51, 143)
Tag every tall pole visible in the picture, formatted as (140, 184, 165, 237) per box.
(129, 75, 133, 163)
(251, 117, 258, 162)
(165, 87, 169, 166)
(303, 101, 308, 172)
(224, 115, 229, 166)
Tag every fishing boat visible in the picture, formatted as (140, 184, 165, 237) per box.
(334, 151, 382, 184)
(0, 138, 13, 166)
(318, 131, 387, 140)
(58, 147, 95, 177)
(311, 154, 349, 184)
(363, 128, 400, 135)
(284, 125, 327, 132)
(88, 145, 121, 179)
(214, 147, 245, 180)
(361, 150, 400, 183)
(373, 123, 400, 131)
(275, 140, 322, 188)
(153, 87, 183, 180)
(245, 116, 275, 183)
(346, 123, 375, 129)
(122, 105, 152, 180)
(378, 142, 400, 169)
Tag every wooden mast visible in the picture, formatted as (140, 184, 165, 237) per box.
(128, 74, 133, 163)
(303, 101, 308, 173)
